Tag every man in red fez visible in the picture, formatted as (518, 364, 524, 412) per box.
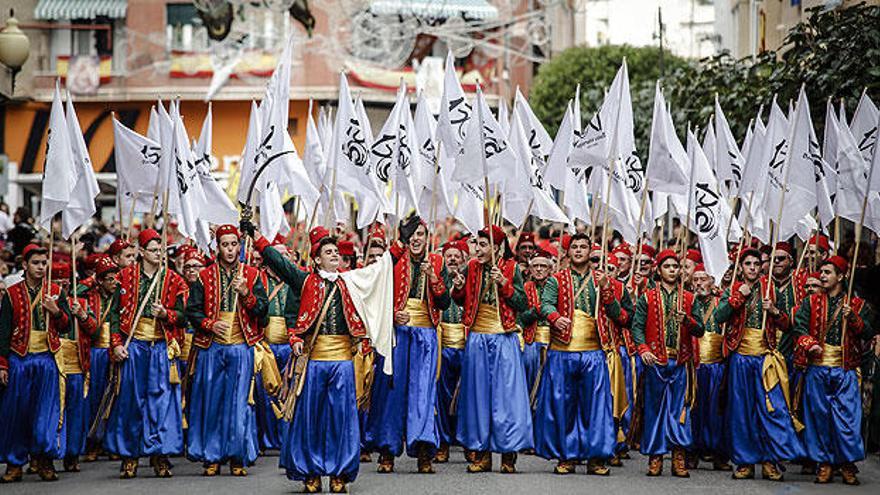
(805, 234, 831, 271)
(516, 232, 537, 265)
(630, 244, 657, 298)
(337, 240, 356, 272)
(770, 241, 804, 361)
(612, 243, 633, 284)
(108, 238, 136, 269)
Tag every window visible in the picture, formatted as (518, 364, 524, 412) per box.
(167, 3, 208, 52)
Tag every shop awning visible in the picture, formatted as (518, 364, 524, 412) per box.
(34, 0, 128, 20)
(369, 0, 499, 21)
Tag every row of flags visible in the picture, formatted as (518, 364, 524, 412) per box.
(49, 35, 880, 287)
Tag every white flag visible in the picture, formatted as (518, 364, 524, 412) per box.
(303, 101, 327, 189)
(714, 97, 745, 195)
(371, 82, 420, 217)
(413, 92, 453, 218)
(259, 182, 290, 242)
(155, 99, 177, 214)
(62, 94, 100, 239)
(40, 81, 77, 231)
(193, 104, 238, 226)
(851, 91, 878, 165)
(147, 105, 161, 143)
(437, 51, 470, 154)
(452, 86, 517, 188)
(646, 81, 690, 194)
(702, 117, 717, 174)
(514, 87, 554, 163)
(545, 100, 576, 190)
(170, 103, 206, 240)
(762, 98, 800, 239)
(237, 101, 262, 207)
(497, 97, 510, 138)
(112, 118, 160, 218)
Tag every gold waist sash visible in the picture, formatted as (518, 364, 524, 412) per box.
(471, 304, 505, 334)
(699, 332, 724, 364)
(94, 322, 111, 348)
(264, 316, 288, 344)
(133, 317, 163, 342)
(551, 310, 601, 352)
(534, 325, 551, 345)
(310, 335, 354, 361)
(440, 322, 466, 349)
(28, 330, 50, 354)
(61, 340, 82, 374)
(180, 333, 193, 360)
(216, 311, 246, 345)
(736, 327, 768, 356)
(811, 344, 844, 367)
(405, 298, 434, 328)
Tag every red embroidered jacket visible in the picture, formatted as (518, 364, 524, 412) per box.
(82, 286, 113, 349)
(715, 278, 788, 356)
(451, 257, 523, 333)
(544, 270, 629, 348)
(189, 263, 267, 348)
(389, 242, 447, 327)
(0, 280, 70, 369)
(793, 293, 867, 371)
(291, 273, 367, 343)
(632, 287, 703, 365)
(111, 264, 188, 350)
(523, 280, 541, 344)
(67, 295, 98, 372)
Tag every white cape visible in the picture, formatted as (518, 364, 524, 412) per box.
(339, 252, 394, 375)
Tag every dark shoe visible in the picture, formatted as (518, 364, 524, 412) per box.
(0, 465, 23, 483)
(359, 452, 372, 463)
(230, 460, 247, 477)
(434, 443, 450, 463)
(329, 476, 347, 493)
(203, 463, 220, 477)
(801, 460, 817, 475)
(815, 463, 833, 484)
(417, 455, 434, 474)
(840, 463, 860, 486)
(647, 455, 663, 476)
(732, 464, 754, 479)
(82, 446, 100, 462)
(608, 453, 623, 467)
(553, 460, 576, 475)
(467, 451, 491, 473)
(303, 477, 322, 493)
(500, 453, 517, 474)
(464, 449, 477, 463)
(672, 447, 690, 478)
(37, 458, 59, 482)
(63, 456, 80, 473)
(686, 452, 699, 470)
(587, 459, 610, 476)
(761, 462, 783, 481)
(120, 458, 138, 479)
(712, 454, 732, 471)
(376, 453, 394, 473)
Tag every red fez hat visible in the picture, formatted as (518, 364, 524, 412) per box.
(822, 255, 849, 274)
(309, 226, 332, 257)
(215, 224, 240, 240)
(808, 234, 830, 252)
(693, 263, 707, 274)
(22, 243, 48, 261)
(84, 253, 106, 271)
(739, 247, 762, 262)
(442, 240, 468, 255)
(639, 244, 656, 259)
(655, 249, 679, 266)
(138, 229, 161, 248)
(175, 245, 195, 259)
(612, 243, 632, 258)
(51, 262, 71, 280)
(534, 240, 558, 259)
(561, 234, 572, 251)
(806, 271, 821, 281)
(774, 242, 793, 257)
(338, 240, 355, 257)
(184, 249, 208, 266)
(686, 249, 703, 263)
(518, 232, 536, 247)
(368, 224, 386, 243)
(108, 238, 130, 256)
(479, 225, 506, 246)
(607, 253, 621, 267)
(95, 257, 120, 278)
(590, 243, 602, 253)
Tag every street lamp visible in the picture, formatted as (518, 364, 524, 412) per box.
(0, 9, 30, 95)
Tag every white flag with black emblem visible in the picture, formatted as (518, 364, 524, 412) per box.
(452, 87, 517, 188)
(40, 80, 77, 231)
(62, 93, 100, 239)
(714, 96, 745, 195)
(371, 81, 420, 218)
(112, 118, 160, 218)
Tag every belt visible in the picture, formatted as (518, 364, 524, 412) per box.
(551, 310, 601, 352)
(133, 317, 163, 342)
(94, 322, 111, 348)
(471, 304, 505, 334)
(810, 344, 844, 367)
(440, 322, 466, 349)
(28, 329, 50, 354)
(264, 316, 288, 344)
(534, 325, 551, 345)
(699, 332, 724, 364)
(405, 298, 434, 328)
(180, 333, 193, 360)
(216, 311, 246, 345)
(310, 335, 354, 361)
(61, 340, 83, 374)
(736, 327, 768, 356)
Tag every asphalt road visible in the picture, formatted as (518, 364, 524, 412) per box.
(2, 449, 878, 494)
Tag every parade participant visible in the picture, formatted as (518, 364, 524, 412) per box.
(104, 229, 188, 479)
(435, 239, 468, 463)
(683, 249, 702, 289)
(179, 250, 207, 379)
(770, 242, 805, 361)
(612, 243, 633, 284)
(249, 225, 373, 493)
(366, 216, 449, 474)
(107, 238, 136, 269)
(803, 234, 831, 271)
(804, 272, 822, 295)
(793, 256, 873, 485)
(535, 233, 630, 475)
(338, 240, 356, 272)
(357, 225, 385, 462)
(629, 244, 656, 298)
(254, 238, 297, 452)
(451, 225, 532, 473)
(630, 249, 704, 477)
(0, 244, 71, 483)
(186, 225, 268, 476)
(516, 231, 536, 265)
(81, 256, 119, 463)
(55, 262, 97, 474)
(364, 235, 387, 267)
(714, 248, 804, 481)
(520, 244, 555, 394)
(759, 246, 772, 277)
(690, 264, 730, 471)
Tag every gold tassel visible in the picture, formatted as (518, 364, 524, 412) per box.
(54, 348, 67, 430)
(248, 376, 256, 406)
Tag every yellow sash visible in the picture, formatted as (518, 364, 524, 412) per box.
(811, 344, 844, 367)
(180, 333, 193, 361)
(440, 322, 466, 349)
(405, 298, 434, 328)
(353, 346, 375, 410)
(550, 310, 601, 352)
(471, 304, 505, 334)
(534, 325, 551, 345)
(216, 311, 247, 345)
(95, 322, 111, 348)
(310, 335, 354, 361)
(28, 330, 50, 354)
(133, 317, 163, 342)
(736, 327, 768, 356)
(61, 340, 82, 374)
(699, 332, 725, 364)
(264, 316, 288, 344)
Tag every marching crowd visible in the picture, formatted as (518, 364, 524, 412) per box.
(0, 211, 878, 493)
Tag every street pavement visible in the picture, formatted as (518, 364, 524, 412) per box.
(2, 449, 878, 494)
